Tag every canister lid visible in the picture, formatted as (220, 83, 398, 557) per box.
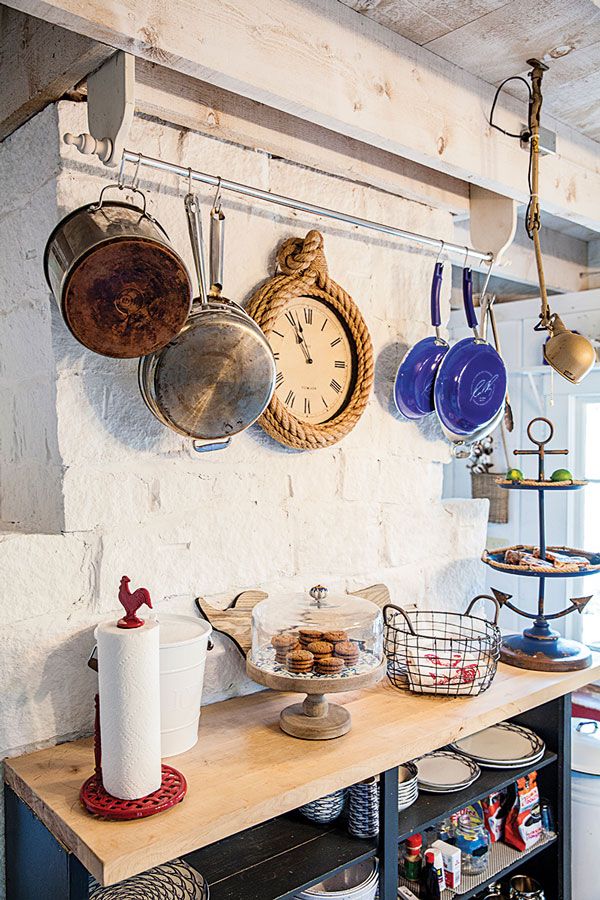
(158, 613, 212, 647)
(572, 716, 600, 775)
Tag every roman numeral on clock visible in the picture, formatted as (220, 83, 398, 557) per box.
(275, 371, 284, 387)
(285, 390, 295, 408)
(330, 337, 341, 347)
(334, 360, 346, 368)
(304, 307, 313, 325)
(330, 379, 342, 393)
(304, 397, 311, 415)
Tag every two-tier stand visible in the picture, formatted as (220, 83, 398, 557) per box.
(482, 417, 600, 671)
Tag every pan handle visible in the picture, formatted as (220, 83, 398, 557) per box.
(192, 437, 231, 453)
(210, 206, 225, 295)
(462, 267, 479, 336)
(185, 193, 209, 307)
(430, 261, 444, 331)
(465, 593, 501, 625)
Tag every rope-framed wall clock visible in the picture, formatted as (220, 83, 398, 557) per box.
(246, 230, 373, 450)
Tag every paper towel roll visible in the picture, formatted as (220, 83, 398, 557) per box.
(97, 619, 162, 800)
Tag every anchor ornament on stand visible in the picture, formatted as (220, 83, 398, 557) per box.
(482, 417, 599, 671)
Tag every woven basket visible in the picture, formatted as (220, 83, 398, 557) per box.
(471, 471, 509, 524)
(89, 859, 208, 898)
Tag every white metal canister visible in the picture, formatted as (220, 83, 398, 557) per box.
(572, 717, 600, 900)
(158, 614, 212, 758)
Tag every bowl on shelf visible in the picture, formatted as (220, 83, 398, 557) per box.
(294, 858, 378, 899)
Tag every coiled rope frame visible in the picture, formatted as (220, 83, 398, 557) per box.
(246, 230, 373, 450)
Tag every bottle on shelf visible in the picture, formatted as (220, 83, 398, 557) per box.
(421, 849, 442, 900)
(403, 833, 423, 881)
(455, 813, 490, 876)
(438, 814, 458, 844)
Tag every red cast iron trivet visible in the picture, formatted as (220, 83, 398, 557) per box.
(80, 764, 187, 820)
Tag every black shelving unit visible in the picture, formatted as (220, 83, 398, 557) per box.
(4, 696, 572, 900)
(181, 696, 571, 900)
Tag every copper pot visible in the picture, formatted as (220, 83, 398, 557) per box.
(44, 185, 192, 358)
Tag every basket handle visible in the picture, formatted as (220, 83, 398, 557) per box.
(382, 603, 417, 635)
(465, 593, 500, 625)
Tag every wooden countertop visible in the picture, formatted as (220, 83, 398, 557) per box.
(5, 659, 600, 886)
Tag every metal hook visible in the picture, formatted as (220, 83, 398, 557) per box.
(480, 256, 495, 300)
(131, 152, 142, 190)
(435, 240, 445, 266)
(117, 152, 127, 190)
(212, 176, 223, 213)
(463, 246, 471, 270)
(187, 166, 194, 196)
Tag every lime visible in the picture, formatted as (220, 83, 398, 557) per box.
(506, 468, 524, 482)
(550, 468, 573, 482)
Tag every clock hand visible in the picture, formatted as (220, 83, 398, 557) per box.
(295, 312, 314, 364)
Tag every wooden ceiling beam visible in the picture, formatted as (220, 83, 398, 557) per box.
(2, 0, 599, 232)
(0, 5, 114, 141)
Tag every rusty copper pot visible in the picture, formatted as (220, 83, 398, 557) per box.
(44, 185, 192, 358)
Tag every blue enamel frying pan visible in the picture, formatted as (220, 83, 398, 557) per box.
(394, 261, 448, 419)
(433, 268, 507, 436)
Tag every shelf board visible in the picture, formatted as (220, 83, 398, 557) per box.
(399, 832, 556, 899)
(184, 813, 376, 900)
(398, 750, 557, 842)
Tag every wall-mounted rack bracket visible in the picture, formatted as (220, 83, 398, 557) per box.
(469, 185, 517, 264)
(64, 51, 134, 167)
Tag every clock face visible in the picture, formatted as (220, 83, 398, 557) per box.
(269, 296, 354, 424)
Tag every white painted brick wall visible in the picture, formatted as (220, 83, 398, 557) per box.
(0, 100, 489, 896)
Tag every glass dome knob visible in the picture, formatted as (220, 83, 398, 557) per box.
(309, 584, 328, 605)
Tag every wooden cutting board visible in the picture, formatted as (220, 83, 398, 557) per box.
(195, 583, 391, 658)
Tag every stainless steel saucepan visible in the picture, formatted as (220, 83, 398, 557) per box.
(138, 194, 276, 452)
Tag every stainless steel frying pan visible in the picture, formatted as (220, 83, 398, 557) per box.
(138, 195, 276, 451)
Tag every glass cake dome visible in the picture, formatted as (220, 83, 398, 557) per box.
(250, 584, 384, 679)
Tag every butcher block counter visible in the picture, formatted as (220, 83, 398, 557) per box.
(5, 659, 600, 897)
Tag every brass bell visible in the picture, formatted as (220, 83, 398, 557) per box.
(543, 315, 596, 384)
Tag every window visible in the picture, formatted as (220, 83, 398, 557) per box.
(573, 397, 600, 648)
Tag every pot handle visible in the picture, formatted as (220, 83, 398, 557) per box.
(192, 437, 231, 453)
(462, 267, 479, 336)
(93, 183, 148, 218)
(210, 205, 225, 295)
(184, 193, 209, 307)
(465, 593, 501, 625)
(382, 603, 417, 635)
(430, 261, 444, 329)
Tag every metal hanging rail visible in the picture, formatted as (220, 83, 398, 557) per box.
(121, 150, 493, 263)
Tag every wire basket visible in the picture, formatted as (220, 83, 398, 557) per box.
(383, 596, 502, 697)
(298, 788, 347, 824)
(348, 778, 379, 839)
(471, 472, 509, 524)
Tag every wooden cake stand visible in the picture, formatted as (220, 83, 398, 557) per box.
(246, 658, 386, 740)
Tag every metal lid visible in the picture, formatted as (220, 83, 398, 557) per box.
(572, 716, 600, 775)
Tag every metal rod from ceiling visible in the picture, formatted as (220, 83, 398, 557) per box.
(121, 149, 493, 263)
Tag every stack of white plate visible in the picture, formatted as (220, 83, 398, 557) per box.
(398, 762, 419, 811)
(449, 722, 545, 769)
(414, 750, 481, 794)
(294, 859, 378, 900)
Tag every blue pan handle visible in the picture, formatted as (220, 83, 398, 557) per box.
(462, 267, 478, 332)
(430, 261, 444, 328)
